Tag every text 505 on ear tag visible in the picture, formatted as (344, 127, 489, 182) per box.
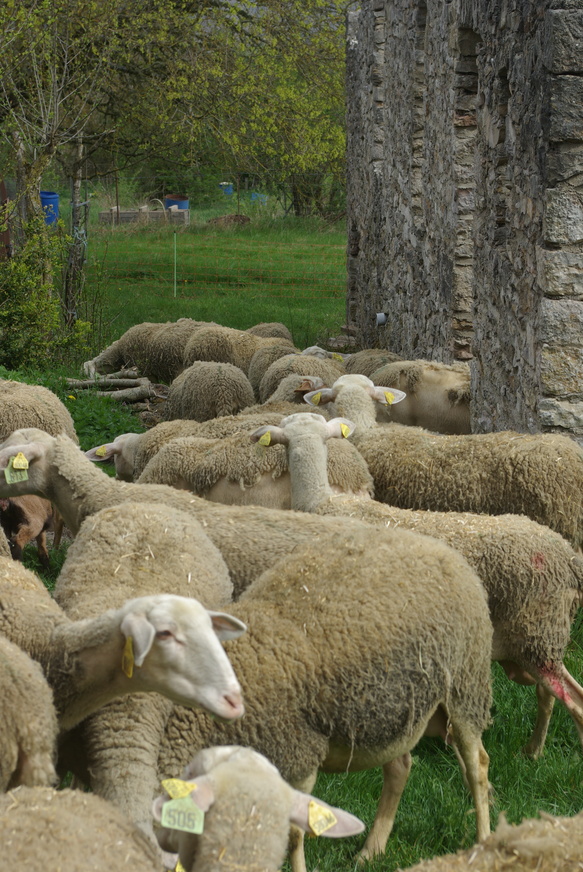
(308, 800, 337, 836)
(161, 797, 204, 834)
(4, 457, 29, 484)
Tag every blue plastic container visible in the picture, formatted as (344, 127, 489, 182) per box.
(164, 194, 189, 210)
(40, 191, 59, 224)
(219, 183, 234, 196)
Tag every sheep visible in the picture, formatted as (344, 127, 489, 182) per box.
(248, 342, 302, 398)
(343, 348, 403, 377)
(136, 427, 373, 510)
(0, 378, 77, 443)
(0, 635, 58, 791)
(398, 810, 583, 872)
(246, 321, 293, 341)
(251, 411, 583, 757)
(66, 524, 493, 872)
(0, 555, 246, 730)
(369, 359, 471, 433)
(182, 324, 294, 374)
(0, 785, 162, 871)
(151, 746, 365, 872)
(305, 373, 583, 550)
(164, 360, 256, 422)
(258, 353, 345, 403)
(0, 523, 10, 558)
(0, 495, 62, 568)
(83, 320, 166, 377)
(240, 374, 330, 418)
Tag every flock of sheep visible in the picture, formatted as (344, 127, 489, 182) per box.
(0, 316, 582, 872)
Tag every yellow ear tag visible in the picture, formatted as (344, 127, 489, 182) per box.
(122, 636, 134, 678)
(332, 353, 344, 361)
(340, 423, 351, 438)
(176, 861, 188, 872)
(310, 392, 322, 406)
(161, 778, 198, 800)
(4, 457, 29, 484)
(258, 432, 271, 446)
(95, 445, 108, 457)
(12, 453, 29, 470)
(384, 391, 396, 405)
(308, 800, 337, 836)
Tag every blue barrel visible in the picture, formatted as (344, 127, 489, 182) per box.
(40, 191, 59, 225)
(164, 194, 189, 210)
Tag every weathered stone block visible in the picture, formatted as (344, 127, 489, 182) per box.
(550, 76, 583, 141)
(543, 190, 583, 244)
(543, 10, 583, 73)
(537, 247, 583, 298)
(541, 345, 583, 397)
(539, 397, 583, 430)
(540, 298, 583, 345)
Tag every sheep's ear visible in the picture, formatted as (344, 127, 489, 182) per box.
(294, 376, 324, 394)
(120, 612, 156, 668)
(185, 777, 216, 813)
(326, 418, 356, 439)
(208, 611, 247, 641)
(0, 442, 45, 470)
(369, 385, 407, 406)
(249, 425, 287, 447)
(289, 792, 365, 838)
(85, 442, 117, 462)
(303, 387, 336, 406)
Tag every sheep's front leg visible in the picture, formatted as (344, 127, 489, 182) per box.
(523, 684, 556, 759)
(357, 752, 412, 863)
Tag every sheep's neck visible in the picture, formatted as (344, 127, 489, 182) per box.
(287, 433, 333, 513)
(332, 388, 377, 435)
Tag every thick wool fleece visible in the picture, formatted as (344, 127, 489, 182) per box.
(0, 380, 77, 443)
(0, 786, 162, 871)
(344, 348, 403, 377)
(182, 325, 294, 374)
(0, 636, 58, 791)
(370, 359, 470, 397)
(246, 321, 293, 341)
(165, 361, 255, 422)
(248, 343, 302, 398)
(259, 355, 345, 402)
(54, 502, 233, 619)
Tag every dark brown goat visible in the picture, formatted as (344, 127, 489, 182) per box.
(0, 496, 62, 568)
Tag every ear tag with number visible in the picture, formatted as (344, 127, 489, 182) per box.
(258, 432, 271, 446)
(95, 445, 108, 457)
(12, 453, 29, 470)
(384, 391, 396, 405)
(310, 392, 322, 406)
(161, 797, 205, 834)
(308, 800, 337, 836)
(4, 457, 29, 484)
(340, 423, 351, 438)
(122, 636, 134, 678)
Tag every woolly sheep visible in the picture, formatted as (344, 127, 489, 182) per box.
(69, 525, 493, 872)
(0, 635, 58, 791)
(0, 523, 10, 558)
(246, 321, 293, 341)
(247, 342, 301, 398)
(369, 359, 471, 433)
(136, 428, 373, 509)
(0, 378, 77, 443)
(0, 495, 61, 568)
(343, 348, 403, 377)
(164, 360, 256, 422)
(0, 556, 246, 729)
(258, 353, 344, 403)
(182, 324, 294, 374)
(252, 411, 583, 757)
(305, 374, 583, 550)
(399, 810, 583, 872)
(152, 746, 365, 872)
(240, 373, 330, 418)
(0, 785, 162, 872)
(83, 321, 166, 377)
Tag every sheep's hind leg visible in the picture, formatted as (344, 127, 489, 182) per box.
(449, 724, 490, 842)
(356, 752, 412, 864)
(523, 684, 556, 759)
(537, 664, 583, 751)
(288, 771, 317, 872)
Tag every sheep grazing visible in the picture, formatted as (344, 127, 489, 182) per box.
(0, 556, 246, 730)
(251, 411, 583, 757)
(182, 324, 295, 374)
(164, 360, 256, 422)
(0, 495, 62, 568)
(305, 373, 583, 550)
(0, 786, 162, 871)
(136, 427, 373, 510)
(152, 746, 365, 872)
(258, 353, 344, 402)
(248, 342, 302, 398)
(241, 373, 330, 419)
(343, 348, 403, 377)
(246, 321, 293, 341)
(0, 636, 58, 791)
(369, 359, 471, 433)
(399, 810, 583, 872)
(0, 378, 78, 443)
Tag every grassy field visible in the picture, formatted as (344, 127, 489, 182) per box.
(8, 212, 583, 871)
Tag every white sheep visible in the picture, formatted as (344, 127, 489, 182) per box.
(0, 378, 78, 443)
(369, 359, 471, 433)
(258, 353, 344, 402)
(152, 746, 365, 872)
(343, 347, 403, 377)
(0, 785, 162, 871)
(245, 321, 293, 341)
(182, 324, 295, 374)
(305, 373, 583, 550)
(0, 635, 58, 791)
(251, 411, 583, 757)
(247, 342, 302, 398)
(0, 555, 246, 730)
(164, 360, 256, 422)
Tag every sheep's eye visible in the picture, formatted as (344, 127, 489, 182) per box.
(156, 630, 173, 640)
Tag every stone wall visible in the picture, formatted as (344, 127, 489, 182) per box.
(346, 0, 583, 438)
